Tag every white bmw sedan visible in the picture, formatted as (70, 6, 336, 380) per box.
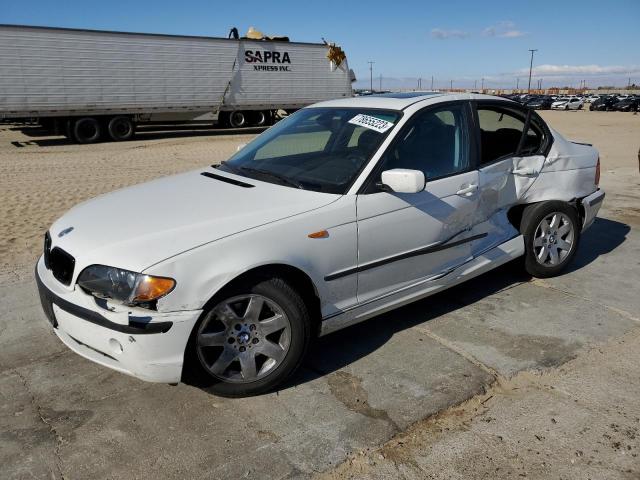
(36, 93, 604, 396)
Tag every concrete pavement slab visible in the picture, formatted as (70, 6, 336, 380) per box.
(1, 276, 494, 479)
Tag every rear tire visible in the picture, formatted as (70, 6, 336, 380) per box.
(183, 277, 311, 397)
(252, 110, 271, 127)
(107, 116, 135, 141)
(72, 117, 101, 144)
(520, 201, 581, 278)
(229, 111, 247, 128)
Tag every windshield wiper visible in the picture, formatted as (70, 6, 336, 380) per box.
(216, 161, 241, 174)
(239, 167, 304, 189)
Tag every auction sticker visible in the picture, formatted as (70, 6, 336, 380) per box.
(348, 114, 395, 133)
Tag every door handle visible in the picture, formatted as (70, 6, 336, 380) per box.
(511, 167, 538, 176)
(456, 184, 478, 196)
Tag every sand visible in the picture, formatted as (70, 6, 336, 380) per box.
(0, 125, 260, 274)
(1, 110, 638, 275)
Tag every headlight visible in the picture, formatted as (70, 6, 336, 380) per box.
(77, 265, 175, 306)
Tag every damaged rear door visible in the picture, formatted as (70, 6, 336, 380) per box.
(470, 101, 552, 256)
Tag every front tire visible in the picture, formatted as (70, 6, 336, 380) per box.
(520, 201, 581, 278)
(184, 277, 311, 397)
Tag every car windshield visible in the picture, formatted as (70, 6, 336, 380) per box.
(218, 108, 401, 194)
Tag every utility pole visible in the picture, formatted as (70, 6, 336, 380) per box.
(527, 49, 537, 93)
(431, 75, 434, 90)
(474, 79, 477, 90)
(481, 77, 484, 90)
(516, 78, 519, 90)
(450, 79, 453, 90)
(367, 61, 374, 92)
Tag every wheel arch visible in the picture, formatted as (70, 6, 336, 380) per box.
(200, 263, 323, 336)
(508, 199, 582, 234)
(507, 198, 585, 231)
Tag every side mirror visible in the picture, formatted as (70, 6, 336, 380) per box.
(236, 143, 247, 152)
(380, 169, 426, 194)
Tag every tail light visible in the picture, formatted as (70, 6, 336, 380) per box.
(595, 157, 600, 186)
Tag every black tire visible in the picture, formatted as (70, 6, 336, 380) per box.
(228, 111, 247, 128)
(72, 117, 101, 144)
(251, 110, 271, 127)
(520, 201, 581, 278)
(107, 116, 135, 141)
(183, 277, 311, 397)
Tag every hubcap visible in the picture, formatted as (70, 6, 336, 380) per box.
(196, 294, 291, 383)
(533, 212, 575, 266)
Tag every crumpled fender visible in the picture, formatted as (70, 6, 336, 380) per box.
(518, 127, 598, 204)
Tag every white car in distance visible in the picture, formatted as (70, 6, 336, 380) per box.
(36, 93, 604, 396)
(551, 96, 584, 110)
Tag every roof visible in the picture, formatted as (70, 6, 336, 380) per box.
(310, 93, 515, 110)
(0, 24, 325, 47)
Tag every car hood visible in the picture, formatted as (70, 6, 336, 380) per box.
(49, 169, 340, 275)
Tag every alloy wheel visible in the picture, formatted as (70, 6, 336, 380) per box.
(196, 294, 291, 383)
(533, 212, 575, 266)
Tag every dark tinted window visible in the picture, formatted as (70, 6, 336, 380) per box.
(477, 106, 544, 164)
(377, 104, 470, 181)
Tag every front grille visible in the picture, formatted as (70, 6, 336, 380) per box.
(43, 232, 52, 268)
(44, 233, 75, 285)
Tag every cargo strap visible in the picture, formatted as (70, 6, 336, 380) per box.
(217, 43, 242, 114)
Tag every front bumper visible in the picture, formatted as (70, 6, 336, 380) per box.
(36, 256, 201, 383)
(580, 189, 605, 231)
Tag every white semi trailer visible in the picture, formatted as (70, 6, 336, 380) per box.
(0, 25, 353, 143)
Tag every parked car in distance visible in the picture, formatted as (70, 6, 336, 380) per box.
(551, 96, 584, 110)
(526, 96, 554, 110)
(36, 93, 604, 397)
(590, 96, 620, 111)
(612, 96, 640, 112)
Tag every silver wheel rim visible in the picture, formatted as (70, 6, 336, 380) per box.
(533, 212, 575, 266)
(196, 294, 291, 383)
(230, 112, 245, 127)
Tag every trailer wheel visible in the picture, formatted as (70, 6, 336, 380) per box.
(229, 111, 247, 128)
(73, 117, 102, 144)
(252, 110, 271, 127)
(107, 116, 135, 141)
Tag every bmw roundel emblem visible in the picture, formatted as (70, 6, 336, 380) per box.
(58, 227, 74, 238)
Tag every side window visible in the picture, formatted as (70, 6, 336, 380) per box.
(378, 104, 470, 181)
(477, 107, 526, 164)
(520, 117, 544, 155)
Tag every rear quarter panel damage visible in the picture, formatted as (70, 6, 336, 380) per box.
(520, 127, 599, 204)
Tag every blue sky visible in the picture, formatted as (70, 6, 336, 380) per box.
(2, 0, 639, 89)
